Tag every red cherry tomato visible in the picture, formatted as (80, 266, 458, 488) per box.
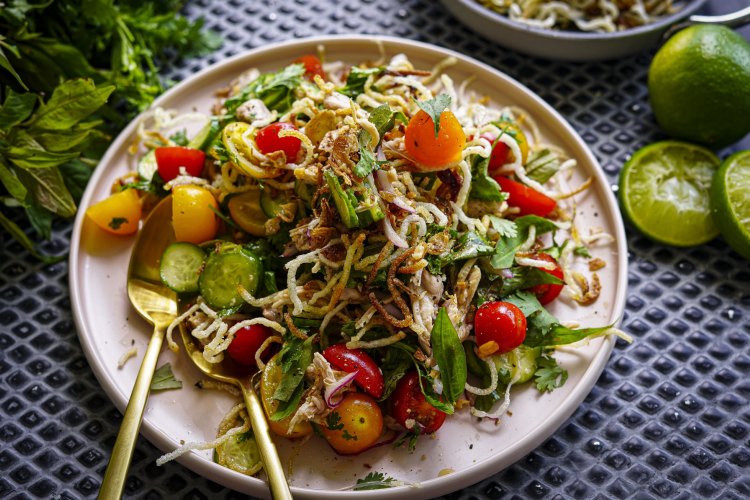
(154, 146, 205, 182)
(494, 175, 557, 217)
(526, 253, 565, 305)
(255, 122, 302, 162)
(391, 371, 446, 434)
(474, 301, 527, 355)
(294, 54, 326, 81)
(227, 324, 274, 366)
(322, 344, 384, 399)
(482, 134, 510, 172)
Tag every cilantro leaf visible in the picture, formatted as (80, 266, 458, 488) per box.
(150, 363, 183, 391)
(225, 63, 305, 116)
(353, 471, 396, 491)
(534, 354, 568, 392)
(488, 215, 517, 238)
(491, 215, 559, 269)
(415, 94, 451, 137)
(326, 411, 344, 431)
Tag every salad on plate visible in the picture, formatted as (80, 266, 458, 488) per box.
(86, 47, 629, 480)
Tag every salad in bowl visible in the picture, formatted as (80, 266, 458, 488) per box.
(85, 45, 629, 485)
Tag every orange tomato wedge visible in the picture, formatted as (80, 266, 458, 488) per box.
(404, 109, 466, 169)
(85, 188, 142, 236)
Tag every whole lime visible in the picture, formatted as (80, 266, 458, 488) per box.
(648, 25, 750, 149)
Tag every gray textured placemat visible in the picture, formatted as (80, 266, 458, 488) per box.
(2, 0, 749, 498)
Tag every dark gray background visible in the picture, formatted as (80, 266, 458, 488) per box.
(1, 0, 749, 498)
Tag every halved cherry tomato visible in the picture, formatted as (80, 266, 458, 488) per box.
(227, 189, 267, 237)
(294, 54, 326, 81)
(404, 109, 466, 169)
(494, 176, 556, 217)
(172, 184, 218, 244)
(155, 146, 206, 182)
(322, 344, 384, 399)
(255, 122, 302, 162)
(391, 371, 446, 434)
(526, 253, 564, 305)
(260, 354, 313, 438)
(86, 188, 141, 236)
(474, 301, 527, 355)
(482, 122, 529, 173)
(320, 393, 383, 454)
(227, 324, 274, 366)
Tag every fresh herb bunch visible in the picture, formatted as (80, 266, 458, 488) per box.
(0, 0, 221, 259)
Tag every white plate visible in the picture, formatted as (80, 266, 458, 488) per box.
(69, 35, 628, 499)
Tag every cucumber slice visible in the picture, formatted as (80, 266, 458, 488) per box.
(188, 119, 220, 150)
(138, 149, 158, 181)
(493, 345, 541, 385)
(199, 246, 261, 309)
(159, 242, 206, 293)
(260, 187, 285, 218)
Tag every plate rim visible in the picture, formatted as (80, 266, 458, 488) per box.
(69, 34, 628, 499)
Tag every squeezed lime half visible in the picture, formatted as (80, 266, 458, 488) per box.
(619, 141, 720, 246)
(711, 150, 750, 260)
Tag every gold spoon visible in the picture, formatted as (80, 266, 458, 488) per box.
(178, 322, 292, 499)
(100, 196, 177, 498)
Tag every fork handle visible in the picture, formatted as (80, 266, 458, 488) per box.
(239, 380, 293, 500)
(99, 324, 165, 500)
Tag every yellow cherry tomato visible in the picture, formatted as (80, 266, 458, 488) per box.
(260, 354, 313, 438)
(321, 392, 383, 454)
(85, 188, 141, 236)
(172, 184, 218, 244)
(227, 190, 267, 237)
(404, 109, 466, 169)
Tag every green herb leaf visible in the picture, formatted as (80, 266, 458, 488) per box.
(379, 347, 413, 401)
(225, 63, 305, 115)
(574, 245, 592, 258)
(415, 93, 451, 137)
(339, 66, 384, 98)
(272, 336, 314, 403)
(28, 79, 115, 131)
(414, 363, 454, 415)
(498, 266, 564, 296)
(534, 354, 568, 392)
(0, 89, 37, 130)
(525, 149, 561, 184)
(150, 363, 183, 391)
(488, 215, 517, 238)
(353, 471, 396, 491)
(431, 308, 467, 405)
(491, 215, 558, 269)
(17, 167, 76, 217)
(0, 160, 28, 204)
(325, 411, 344, 430)
(0, 44, 27, 89)
(270, 380, 305, 422)
(469, 155, 505, 201)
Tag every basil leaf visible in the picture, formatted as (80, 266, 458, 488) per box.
(0, 160, 28, 204)
(272, 336, 314, 402)
(339, 66, 384, 98)
(17, 167, 76, 217)
(415, 93, 451, 137)
(379, 347, 412, 401)
(532, 323, 615, 348)
(525, 149, 561, 184)
(469, 155, 505, 202)
(59, 159, 93, 203)
(0, 44, 27, 89)
(270, 379, 305, 421)
(0, 89, 37, 130)
(498, 266, 564, 296)
(431, 308, 467, 405)
(28, 79, 115, 131)
(491, 215, 558, 269)
(414, 363, 454, 414)
(150, 363, 183, 391)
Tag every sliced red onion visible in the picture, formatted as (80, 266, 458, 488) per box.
(324, 370, 358, 408)
(374, 169, 392, 191)
(376, 145, 386, 162)
(391, 196, 415, 213)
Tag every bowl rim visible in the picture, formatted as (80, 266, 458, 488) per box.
(446, 0, 708, 41)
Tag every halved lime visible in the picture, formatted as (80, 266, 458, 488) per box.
(711, 150, 750, 259)
(618, 141, 720, 246)
(215, 429, 262, 475)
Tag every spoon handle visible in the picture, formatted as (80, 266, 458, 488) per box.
(239, 380, 293, 500)
(99, 324, 165, 499)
